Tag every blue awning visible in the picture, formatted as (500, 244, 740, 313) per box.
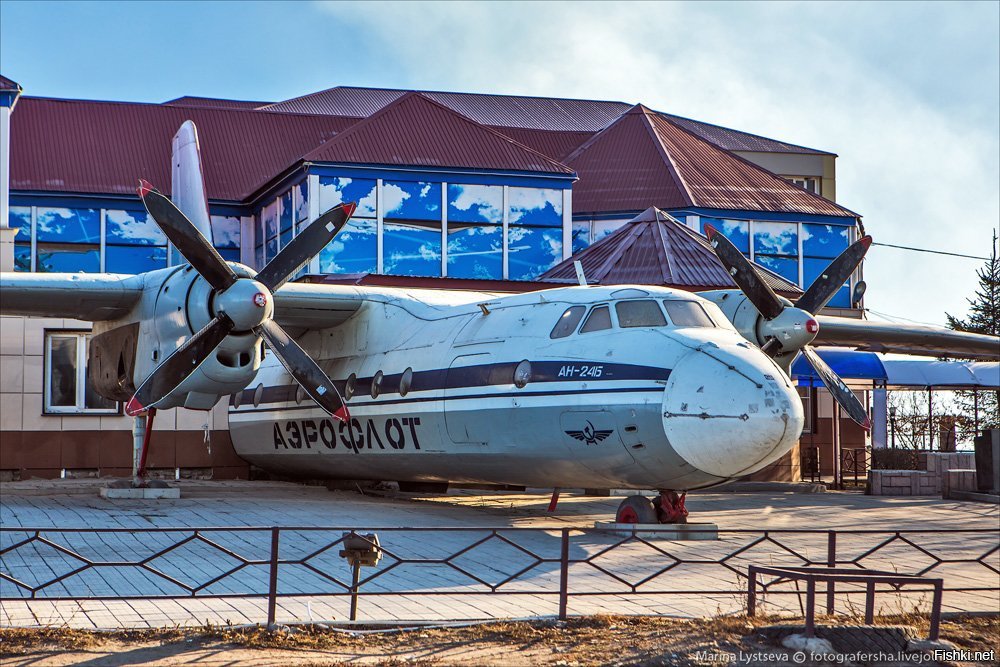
(791, 349, 887, 385)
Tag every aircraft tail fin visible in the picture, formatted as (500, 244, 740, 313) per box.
(171, 120, 213, 244)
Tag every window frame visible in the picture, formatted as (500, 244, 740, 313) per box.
(550, 305, 587, 339)
(614, 300, 667, 328)
(579, 304, 613, 334)
(43, 330, 120, 416)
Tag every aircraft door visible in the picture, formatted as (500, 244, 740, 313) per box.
(444, 353, 493, 445)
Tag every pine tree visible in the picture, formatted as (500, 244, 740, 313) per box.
(945, 230, 1000, 438)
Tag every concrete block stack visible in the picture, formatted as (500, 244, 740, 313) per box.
(869, 452, 976, 497)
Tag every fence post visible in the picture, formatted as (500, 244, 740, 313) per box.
(558, 528, 569, 621)
(826, 531, 836, 615)
(266, 527, 280, 629)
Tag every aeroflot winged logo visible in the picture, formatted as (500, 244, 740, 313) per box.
(565, 421, 614, 446)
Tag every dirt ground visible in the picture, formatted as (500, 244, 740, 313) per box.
(0, 614, 996, 667)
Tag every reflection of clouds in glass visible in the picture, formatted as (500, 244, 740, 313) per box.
(9, 207, 31, 234)
(508, 187, 562, 225)
(801, 224, 850, 258)
(36, 208, 100, 243)
(509, 227, 563, 279)
(382, 183, 411, 216)
(753, 222, 797, 256)
(210, 216, 241, 249)
(449, 184, 502, 223)
(319, 177, 377, 217)
(319, 218, 377, 274)
(106, 210, 166, 245)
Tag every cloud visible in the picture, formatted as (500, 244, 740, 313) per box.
(449, 184, 503, 223)
(381, 183, 411, 216)
(316, 1, 998, 325)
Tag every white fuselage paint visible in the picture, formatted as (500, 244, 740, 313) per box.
(229, 285, 803, 491)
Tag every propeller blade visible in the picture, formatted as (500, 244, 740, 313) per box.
(796, 236, 872, 314)
(704, 224, 784, 320)
(138, 180, 238, 292)
(125, 315, 234, 416)
(255, 202, 356, 293)
(800, 345, 871, 430)
(255, 318, 349, 422)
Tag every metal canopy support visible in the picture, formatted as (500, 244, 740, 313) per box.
(927, 387, 934, 450)
(872, 383, 888, 449)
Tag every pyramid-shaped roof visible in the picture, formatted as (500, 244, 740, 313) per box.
(541, 207, 803, 295)
(303, 92, 574, 175)
(566, 105, 855, 218)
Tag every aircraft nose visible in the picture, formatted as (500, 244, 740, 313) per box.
(661, 344, 803, 479)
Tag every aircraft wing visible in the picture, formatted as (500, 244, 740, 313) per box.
(815, 315, 1000, 360)
(0, 272, 145, 321)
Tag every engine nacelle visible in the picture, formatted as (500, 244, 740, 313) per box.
(89, 264, 262, 411)
(698, 289, 799, 372)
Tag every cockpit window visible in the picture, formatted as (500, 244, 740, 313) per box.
(550, 305, 587, 339)
(615, 300, 667, 328)
(663, 300, 716, 327)
(579, 305, 612, 333)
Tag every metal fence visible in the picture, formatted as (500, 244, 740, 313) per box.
(2, 526, 997, 625)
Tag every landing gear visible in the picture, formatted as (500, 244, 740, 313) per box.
(615, 491, 689, 524)
(615, 495, 658, 523)
(656, 490, 688, 524)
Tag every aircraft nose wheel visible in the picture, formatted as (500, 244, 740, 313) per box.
(615, 495, 658, 524)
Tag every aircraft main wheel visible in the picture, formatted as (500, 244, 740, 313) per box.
(616, 495, 657, 524)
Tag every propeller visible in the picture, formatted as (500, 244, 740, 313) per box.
(126, 180, 355, 422)
(704, 225, 872, 430)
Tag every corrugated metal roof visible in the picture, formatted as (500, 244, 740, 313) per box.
(541, 207, 803, 295)
(485, 126, 593, 161)
(303, 93, 575, 175)
(10, 97, 354, 201)
(567, 105, 856, 217)
(264, 86, 630, 132)
(260, 87, 406, 116)
(661, 113, 835, 156)
(163, 96, 271, 110)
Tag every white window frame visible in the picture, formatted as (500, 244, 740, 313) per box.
(43, 331, 120, 415)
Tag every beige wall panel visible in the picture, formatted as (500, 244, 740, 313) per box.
(816, 389, 835, 419)
(177, 407, 213, 430)
(0, 355, 24, 393)
(22, 354, 42, 393)
(60, 416, 105, 431)
(0, 317, 24, 356)
(100, 414, 134, 431)
(211, 400, 229, 430)
(21, 393, 61, 431)
(24, 318, 77, 356)
(733, 151, 827, 178)
(0, 392, 23, 430)
(152, 408, 177, 431)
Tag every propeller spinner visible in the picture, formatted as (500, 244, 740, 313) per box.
(126, 181, 355, 422)
(704, 224, 873, 430)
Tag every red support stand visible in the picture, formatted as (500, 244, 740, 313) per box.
(547, 487, 561, 513)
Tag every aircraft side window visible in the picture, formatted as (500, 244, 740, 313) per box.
(615, 300, 666, 328)
(550, 305, 587, 339)
(663, 300, 716, 327)
(579, 305, 612, 333)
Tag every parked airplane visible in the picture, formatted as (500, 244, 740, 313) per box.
(2, 122, 997, 524)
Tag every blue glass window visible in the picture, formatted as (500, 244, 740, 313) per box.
(105, 210, 167, 245)
(254, 244, 264, 270)
(293, 181, 309, 222)
(755, 255, 798, 284)
(447, 225, 502, 279)
(217, 248, 241, 262)
(508, 226, 563, 280)
(448, 184, 502, 224)
(279, 191, 293, 235)
(753, 222, 798, 256)
(319, 176, 377, 217)
(700, 218, 749, 253)
(11, 206, 31, 272)
(508, 187, 562, 227)
(572, 221, 591, 254)
(804, 257, 851, 307)
(319, 218, 377, 274)
(384, 181, 441, 221)
(265, 236, 278, 261)
(36, 208, 99, 243)
(106, 245, 168, 274)
(261, 203, 278, 244)
(35, 246, 100, 273)
(802, 223, 850, 259)
(383, 222, 442, 277)
(210, 215, 241, 249)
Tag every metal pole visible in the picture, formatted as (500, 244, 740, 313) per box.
(805, 579, 816, 637)
(267, 527, 280, 629)
(927, 387, 933, 450)
(826, 532, 836, 615)
(558, 528, 569, 620)
(747, 566, 757, 617)
(864, 581, 875, 625)
(832, 402, 842, 490)
(974, 388, 980, 436)
(929, 581, 943, 641)
(350, 562, 361, 621)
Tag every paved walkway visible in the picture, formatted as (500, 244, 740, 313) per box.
(1, 481, 997, 628)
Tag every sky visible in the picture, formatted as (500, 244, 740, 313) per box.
(1, 0, 997, 327)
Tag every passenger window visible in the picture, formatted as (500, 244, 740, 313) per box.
(663, 300, 716, 327)
(550, 306, 587, 339)
(615, 300, 666, 328)
(580, 305, 612, 333)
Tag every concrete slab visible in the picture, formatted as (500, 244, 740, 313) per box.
(99, 486, 181, 500)
(592, 522, 719, 540)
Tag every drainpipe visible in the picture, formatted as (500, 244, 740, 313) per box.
(0, 78, 22, 272)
